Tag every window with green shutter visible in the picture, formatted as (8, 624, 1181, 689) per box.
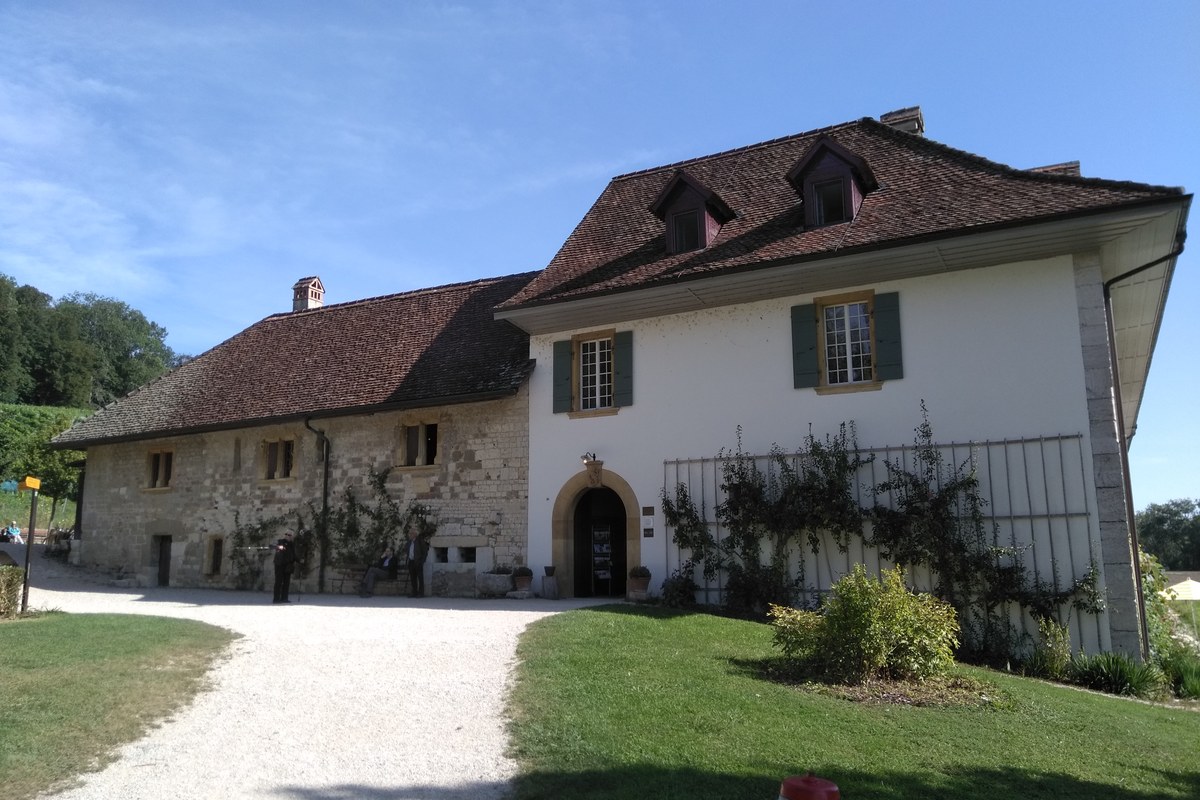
(792, 291, 901, 392)
(552, 329, 633, 415)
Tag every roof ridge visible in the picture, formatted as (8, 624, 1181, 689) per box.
(610, 118, 864, 182)
(268, 269, 540, 320)
(860, 117, 1184, 195)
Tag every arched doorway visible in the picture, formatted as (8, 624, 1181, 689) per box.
(572, 488, 627, 598)
(550, 465, 641, 598)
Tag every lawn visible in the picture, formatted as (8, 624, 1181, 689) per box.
(0, 612, 236, 800)
(507, 604, 1200, 800)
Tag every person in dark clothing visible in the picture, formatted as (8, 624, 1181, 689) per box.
(273, 531, 296, 603)
(405, 528, 429, 598)
(359, 546, 399, 597)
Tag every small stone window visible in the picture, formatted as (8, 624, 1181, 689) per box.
(263, 439, 295, 480)
(400, 423, 439, 467)
(147, 450, 173, 489)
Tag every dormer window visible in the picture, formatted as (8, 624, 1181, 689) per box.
(813, 180, 848, 225)
(787, 137, 877, 229)
(671, 210, 702, 253)
(649, 170, 735, 255)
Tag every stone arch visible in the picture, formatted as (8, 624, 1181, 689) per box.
(550, 464, 641, 598)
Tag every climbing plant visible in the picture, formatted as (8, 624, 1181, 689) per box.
(868, 402, 1103, 661)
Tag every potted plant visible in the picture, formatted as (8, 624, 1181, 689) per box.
(628, 565, 651, 594)
(513, 565, 534, 592)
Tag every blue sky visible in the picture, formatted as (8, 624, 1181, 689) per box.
(0, 1, 1196, 507)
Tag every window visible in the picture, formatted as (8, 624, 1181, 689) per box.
(670, 210, 701, 253)
(579, 336, 613, 410)
(552, 330, 633, 415)
(791, 291, 902, 391)
(147, 450, 173, 489)
(263, 439, 295, 480)
(813, 179, 847, 225)
(823, 299, 872, 384)
(400, 423, 439, 467)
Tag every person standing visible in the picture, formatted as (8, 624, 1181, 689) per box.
(273, 531, 296, 604)
(405, 528, 428, 598)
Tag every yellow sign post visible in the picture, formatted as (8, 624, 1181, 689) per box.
(18, 476, 40, 614)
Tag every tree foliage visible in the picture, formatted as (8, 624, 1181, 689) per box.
(0, 403, 88, 523)
(0, 274, 178, 409)
(1136, 498, 1200, 570)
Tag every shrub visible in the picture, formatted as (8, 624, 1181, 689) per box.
(1024, 616, 1072, 680)
(660, 569, 698, 608)
(0, 565, 22, 617)
(769, 564, 959, 684)
(629, 565, 650, 578)
(513, 565, 533, 577)
(1158, 646, 1200, 699)
(1068, 652, 1166, 699)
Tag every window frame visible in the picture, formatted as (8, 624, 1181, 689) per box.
(553, 329, 633, 417)
(146, 449, 174, 490)
(399, 421, 440, 468)
(262, 438, 296, 481)
(816, 291, 878, 391)
(791, 290, 902, 394)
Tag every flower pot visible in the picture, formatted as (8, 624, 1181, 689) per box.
(628, 576, 651, 594)
(543, 565, 556, 577)
(514, 575, 533, 592)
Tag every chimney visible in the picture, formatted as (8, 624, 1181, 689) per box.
(292, 276, 325, 312)
(880, 106, 924, 136)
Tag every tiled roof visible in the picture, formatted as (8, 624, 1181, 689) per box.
(499, 117, 1183, 310)
(54, 272, 537, 447)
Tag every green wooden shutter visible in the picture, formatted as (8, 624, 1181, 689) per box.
(791, 304, 819, 389)
(614, 330, 633, 407)
(552, 340, 573, 413)
(874, 292, 903, 381)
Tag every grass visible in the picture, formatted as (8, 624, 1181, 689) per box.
(0, 493, 76, 533)
(507, 604, 1200, 800)
(0, 612, 236, 799)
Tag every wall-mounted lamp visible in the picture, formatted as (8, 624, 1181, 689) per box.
(580, 452, 597, 465)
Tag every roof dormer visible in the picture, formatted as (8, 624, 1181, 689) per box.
(786, 137, 877, 229)
(648, 170, 735, 255)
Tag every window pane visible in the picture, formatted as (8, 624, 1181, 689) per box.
(823, 301, 872, 384)
(282, 441, 294, 478)
(425, 424, 438, 465)
(579, 338, 613, 410)
(405, 426, 419, 467)
(266, 441, 279, 479)
(815, 180, 846, 225)
(162, 452, 173, 487)
(672, 210, 701, 252)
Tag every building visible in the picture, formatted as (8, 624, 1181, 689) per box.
(495, 108, 1189, 656)
(53, 273, 537, 594)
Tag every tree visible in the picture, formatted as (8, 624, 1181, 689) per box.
(55, 293, 176, 406)
(1136, 499, 1200, 571)
(0, 404, 87, 526)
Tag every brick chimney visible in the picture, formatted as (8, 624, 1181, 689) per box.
(292, 276, 324, 312)
(880, 106, 924, 136)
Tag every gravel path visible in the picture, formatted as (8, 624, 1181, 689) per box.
(17, 549, 605, 800)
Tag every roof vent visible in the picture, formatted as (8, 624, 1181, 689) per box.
(292, 276, 325, 312)
(880, 106, 924, 136)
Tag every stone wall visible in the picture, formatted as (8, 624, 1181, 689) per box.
(75, 386, 529, 593)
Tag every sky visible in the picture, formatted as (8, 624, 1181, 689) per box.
(0, 1, 1196, 508)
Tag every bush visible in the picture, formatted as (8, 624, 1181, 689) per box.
(1068, 652, 1166, 699)
(1158, 646, 1200, 699)
(1024, 616, 1072, 680)
(769, 564, 959, 684)
(660, 569, 698, 608)
(0, 565, 22, 617)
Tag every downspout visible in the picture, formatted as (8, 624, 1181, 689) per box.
(1102, 238, 1185, 661)
(304, 418, 331, 593)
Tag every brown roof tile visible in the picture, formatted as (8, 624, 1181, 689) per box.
(499, 117, 1182, 309)
(55, 272, 537, 447)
